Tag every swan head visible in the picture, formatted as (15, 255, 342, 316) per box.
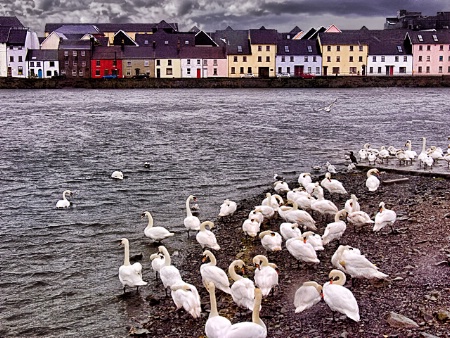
(202, 250, 214, 262)
(328, 269, 346, 285)
(150, 253, 163, 260)
(141, 211, 151, 218)
(119, 238, 128, 247)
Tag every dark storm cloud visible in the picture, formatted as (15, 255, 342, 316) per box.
(177, 1, 199, 16)
(38, 0, 61, 11)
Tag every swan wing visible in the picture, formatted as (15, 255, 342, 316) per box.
(223, 322, 267, 338)
(254, 266, 278, 296)
(294, 284, 322, 313)
(201, 265, 231, 294)
(231, 278, 255, 310)
(323, 283, 360, 322)
(205, 316, 232, 338)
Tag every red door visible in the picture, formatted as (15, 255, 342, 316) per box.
(197, 69, 201, 78)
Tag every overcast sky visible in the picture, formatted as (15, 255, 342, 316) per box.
(1, 0, 449, 36)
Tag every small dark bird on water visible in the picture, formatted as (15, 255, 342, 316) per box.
(349, 151, 358, 164)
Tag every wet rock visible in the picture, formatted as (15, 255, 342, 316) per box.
(387, 312, 419, 328)
(435, 309, 450, 322)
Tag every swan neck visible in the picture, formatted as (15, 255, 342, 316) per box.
(208, 252, 217, 266)
(161, 247, 171, 266)
(146, 213, 153, 228)
(228, 261, 242, 281)
(208, 286, 219, 317)
(422, 137, 426, 152)
(123, 241, 130, 266)
(186, 196, 193, 217)
(252, 291, 264, 327)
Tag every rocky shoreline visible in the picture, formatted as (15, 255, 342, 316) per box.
(123, 169, 450, 338)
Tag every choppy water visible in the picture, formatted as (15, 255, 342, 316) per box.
(1, 87, 449, 337)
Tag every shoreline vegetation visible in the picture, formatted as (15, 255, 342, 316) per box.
(2, 75, 450, 89)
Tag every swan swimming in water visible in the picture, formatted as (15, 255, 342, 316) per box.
(142, 211, 175, 242)
(323, 270, 360, 322)
(228, 260, 256, 311)
(111, 170, 124, 180)
(184, 195, 201, 238)
(205, 281, 232, 338)
(56, 190, 73, 208)
(118, 238, 147, 293)
(196, 221, 220, 250)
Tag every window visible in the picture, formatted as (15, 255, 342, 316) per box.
(72, 70, 77, 76)
(36, 62, 41, 67)
(349, 56, 353, 62)
(233, 56, 238, 62)
(65, 61, 69, 66)
(427, 46, 431, 51)
(81, 61, 86, 67)
(257, 56, 262, 62)
(372, 56, 376, 62)
(419, 56, 422, 62)
(327, 46, 331, 51)
(278, 67, 282, 73)
(96, 70, 101, 76)
(440, 45, 444, 51)
(418, 66, 422, 73)
(286, 67, 290, 74)
(168, 60, 172, 66)
(247, 67, 252, 74)
(64, 51, 69, 56)
(419, 45, 423, 51)
(164, 41, 168, 45)
(439, 66, 443, 73)
(9, 56, 13, 62)
(18, 56, 22, 62)
(73, 51, 77, 56)
(185, 40, 189, 45)
(426, 56, 430, 62)
(197, 59, 201, 65)
(418, 35, 423, 42)
(399, 67, 406, 74)
(281, 56, 285, 62)
(49, 61, 55, 67)
(336, 46, 340, 51)
(96, 60, 100, 66)
(403, 56, 407, 62)
(359, 46, 363, 51)
(349, 46, 354, 51)
(395, 56, 399, 62)
(156, 60, 160, 66)
(213, 59, 218, 66)
(144, 60, 149, 66)
(243, 56, 247, 62)
(187, 59, 191, 65)
(266, 56, 270, 62)
(166, 68, 172, 75)
(81, 51, 86, 56)
(313, 56, 316, 62)
(284, 46, 289, 53)
(381, 56, 385, 62)
(304, 56, 308, 62)
(359, 56, 363, 62)
(315, 67, 319, 74)
(237, 46, 242, 53)
(231, 67, 235, 74)
(30, 62, 35, 67)
(240, 67, 244, 74)
(18, 66, 23, 75)
(144, 40, 148, 45)
(397, 45, 403, 53)
(213, 68, 217, 75)
(79, 70, 83, 76)
(448, 66, 450, 73)
(332, 67, 339, 74)
(327, 56, 331, 62)
(289, 56, 294, 62)
(336, 56, 340, 62)
(439, 56, 443, 62)
(266, 46, 270, 51)
(203, 60, 207, 66)
(350, 67, 357, 74)
(426, 66, 430, 73)
(187, 68, 191, 75)
(307, 67, 312, 73)
(378, 67, 382, 74)
(369, 67, 373, 73)
(127, 61, 132, 67)
(258, 46, 262, 51)
(307, 46, 312, 53)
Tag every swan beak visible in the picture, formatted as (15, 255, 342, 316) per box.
(254, 263, 260, 270)
(303, 238, 307, 243)
(241, 267, 245, 274)
(201, 256, 207, 263)
(141, 213, 146, 218)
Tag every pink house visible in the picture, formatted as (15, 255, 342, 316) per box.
(407, 31, 450, 75)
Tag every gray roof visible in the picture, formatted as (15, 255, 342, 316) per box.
(249, 27, 278, 44)
(7, 29, 27, 45)
(122, 46, 155, 59)
(178, 46, 226, 59)
(135, 31, 195, 48)
(45, 21, 178, 35)
(55, 24, 99, 35)
(211, 29, 251, 55)
(406, 30, 450, 44)
(0, 16, 24, 28)
(91, 46, 124, 59)
(0, 27, 10, 43)
(276, 38, 319, 56)
(27, 49, 59, 61)
(59, 39, 92, 50)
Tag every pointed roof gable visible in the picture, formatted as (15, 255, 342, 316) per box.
(325, 24, 341, 33)
(113, 30, 137, 46)
(289, 26, 302, 35)
(194, 30, 218, 46)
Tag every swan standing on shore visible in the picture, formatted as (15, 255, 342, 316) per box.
(242, 216, 261, 237)
(142, 211, 175, 242)
(252, 255, 279, 297)
(228, 260, 256, 311)
(280, 222, 301, 240)
(294, 281, 322, 313)
(223, 288, 267, 338)
(322, 209, 347, 246)
(344, 194, 360, 213)
(365, 168, 380, 192)
(184, 195, 201, 238)
(373, 202, 397, 233)
(149, 252, 165, 280)
(158, 246, 183, 294)
(320, 172, 347, 195)
(170, 281, 201, 318)
(196, 221, 220, 250)
(285, 233, 320, 267)
(201, 250, 231, 294)
(323, 270, 360, 322)
(56, 190, 73, 208)
(259, 230, 282, 252)
(278, 200, 317, 231)
(298, 173, 312, 189)
(118, 238, 147, 293)
(205, 281, 232, 338)
(219, 199, 237, 218)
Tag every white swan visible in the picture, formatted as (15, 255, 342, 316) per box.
(373, 202, 397, 233)
(228, 260, 256, 311)
(111, 170, 124, 180)
(219, 199, 237, 217)
(310, 188, 338, 219)
(358, 143, 371, 161)
(344, 194, 360, 213)
(259, 230, 282, 252)
(367, 150, 378, 165)
(273, 180, 290, 194)
(322, 209, 347, 246)
(223, 288, 267, 338)
(331, 245, 388, 281)
(142, 211, 175, 242)
(252, 255, 279, 297)
(242, 216, 261, 238)
(325, 161, 337, 173)
(149, 252, 165, 279)
(405, 140, 417, 160)
(56, 190, 73, 208)
(261, 193, 283, 209)
(347, 205, 374, 230)
(158, 245, 183, 292)
(118, 238, 147, 293)
(278, 200, 317, 231)
(320, 172, 347, 195)
(279, 222, 301, 240)
(285, 233, 320, 266)
(196, 221, 220, 250)
(201, 250, 231, 294)
(205, 281, 232, 338)
(298, 172, 312, 189)
(365, 168, 380, 192)
(286, 188, 313, 211)
(253, 205, 275, 220)
(378, 146, 390, 163)
(184, 195, 201, 238)
(293, 281, 322, 313)
(304, 231, 324, 251)
(170, 281, 201, 318)
(323, 270, 360, 322)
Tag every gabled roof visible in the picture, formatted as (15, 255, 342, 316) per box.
(26, 49, 59, 61)
(365, 30, 411, 55)
(289, 26, 302, 35)
(54, 24, 99, 35)
(194, 30, 218, 46)
(7, 29, 27, 45)
(406, 30, 450, 44)
(113, 30, 138, 46)
(178, 46, 226, 59)
(211, 29, 251, 55)
(249, 27, 278, 44)
(91, 46, 125, 59)
(45, 22, 178, 35)
(319, 31, 369, 45)
(122, 46, 155, 59)
(0, 16, 24, 28)
(135, 31, 196, 48)
(325, 24, 341, 33)
(277, 38, 319, 56)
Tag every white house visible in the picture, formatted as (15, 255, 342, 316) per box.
(7, 28, 40, 78)
(27, 49, 60, 78)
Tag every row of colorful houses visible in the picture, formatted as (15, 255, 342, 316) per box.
(3, 15, 450, 80)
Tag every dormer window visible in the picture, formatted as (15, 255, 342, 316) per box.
(185, 40, 189, 45)
(433, 34, 438, 42)
(397, 45, 403, 53)
(418, 34, 423, 42)
(307, 46, 312, 53)
(164, 40, 169, 45)
(237, 45, 242, 53)
(284, 46, 289, 53)
(144, 40, 148, 44)
(287, 34, 290, 39)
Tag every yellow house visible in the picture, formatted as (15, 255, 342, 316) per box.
(318, 31, 369, 76)
(248, 27, 278, 78)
